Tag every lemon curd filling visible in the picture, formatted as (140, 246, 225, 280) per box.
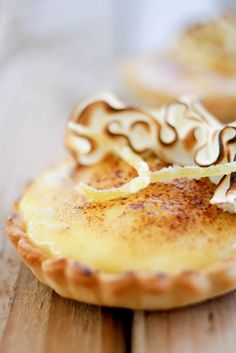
(18, 95, 236, 274)
(20, 158, 236, 273)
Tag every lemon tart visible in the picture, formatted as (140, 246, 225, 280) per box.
(122, 14, 236, 123)
(7, 93, 236, 309)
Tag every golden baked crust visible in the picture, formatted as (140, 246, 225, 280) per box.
(6, 157, 236, 309)
(7, 210, 236, 310)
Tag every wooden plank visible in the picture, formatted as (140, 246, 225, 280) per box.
(44, 296, 131, 353)
(132, 292, 236, 353)
(0, 263, 131, 353)
(0, 1, 128, 352)
(0, 239, 22, 341)
(0, 264, 52, 353)
(1, 202, 132, 353)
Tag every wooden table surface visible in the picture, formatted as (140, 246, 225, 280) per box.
(1, 1, 236, 352)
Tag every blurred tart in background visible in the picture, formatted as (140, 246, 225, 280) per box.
(121, 14, 236, 123)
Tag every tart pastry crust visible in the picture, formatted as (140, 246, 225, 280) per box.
(7, 209, 236, 310)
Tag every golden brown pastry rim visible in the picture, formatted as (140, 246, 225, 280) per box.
(7, 203, 236, 310)
(121, 58, 236, 123)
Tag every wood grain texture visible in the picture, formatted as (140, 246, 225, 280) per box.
(132, 292, 236, 353)
(0, 2, 130, 352)
(1, 1, 236, 352)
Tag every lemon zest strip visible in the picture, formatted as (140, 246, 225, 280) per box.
(77, 162, 236, 201)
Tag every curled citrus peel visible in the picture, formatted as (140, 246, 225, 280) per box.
(66, 94, 236, 212)
(69, 122, 151, 201)
(77, 160, 236, 202)
(77, 149, 150, 201)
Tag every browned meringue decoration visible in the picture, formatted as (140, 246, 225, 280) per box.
(65, 93, 236, 213)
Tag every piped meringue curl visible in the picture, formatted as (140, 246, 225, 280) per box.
(65, 93, 236, 212)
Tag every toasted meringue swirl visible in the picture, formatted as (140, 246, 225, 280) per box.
(65, 93, 236, 212)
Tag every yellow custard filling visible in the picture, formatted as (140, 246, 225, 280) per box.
(20, 157, 236, 273)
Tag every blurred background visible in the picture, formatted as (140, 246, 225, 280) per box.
(1, 0, 234, 104)
(0, 0, 236, 216)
